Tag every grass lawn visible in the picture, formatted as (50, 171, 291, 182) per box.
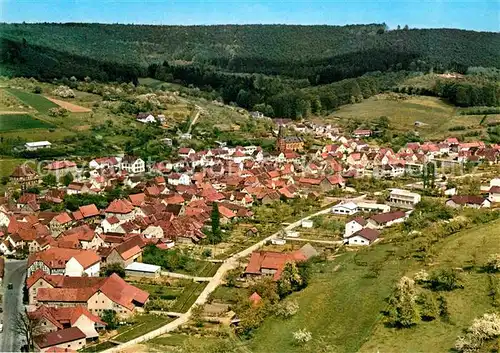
(248, 243, 408, 353)
(134, 283, 184, 300)
(210, 285, 248, 304)
(359, 219, 500, 353)
(0, 114, 55, 131)
(329, 94, 498, 140)
(0, 158, 27, 177)
(148, 333, 222, 351)
(113, 314, 173, 343)
(4, 88, 58, 113)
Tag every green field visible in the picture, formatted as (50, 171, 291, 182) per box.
(329, 94, 500, 140)
(0, 159, 27, 177)
(4, 88, 58, 113)
(0, 114, 55, 131)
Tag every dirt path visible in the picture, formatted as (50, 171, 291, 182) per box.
(44, 96, 92, 113)
(186, 105, 203, 134)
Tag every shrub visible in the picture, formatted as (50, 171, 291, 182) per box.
(48, 107, 69, 117)
(455, 313, 500, 352)
(292, 328, 312, 345)
(202, 248, 212, 258)
(386, 276, 419, 328)
(275, 300, 299, 319)
(53, 85, 75, 98)
(32, 86, 42, 94)
(416, 291, 438, 321)
(427, 269, 463, 291)
(485, 254, 500, 273)
(414, 269, 430, 284)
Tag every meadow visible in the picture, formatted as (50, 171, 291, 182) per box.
(329, 94, 500, 140)
(0, 114, 55, 131)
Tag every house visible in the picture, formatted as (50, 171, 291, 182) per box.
(104, 199, 134, 221)
(245, 250, 306, 280)
(373, 164, 405, 179)
(345, 228, 380, 246)
(353, 129, 372, 138)
(34, 327, 86, 353)
(446, 195, 491, 209)
(120, 156, 145, 174)
(36, 273, 149, 318)
(29, 305, 106, 339)
(331, 201, 358, 215)
(44, 161, 77, 180)
(178, 147, 195, 158)
(88, 157, 119, 170)
(25, 141, 52, 151)
(388, 189, 421, 209)
(65, 251, 101, 277)
(49, 213, 73, 236)
(344, 217, 367, 238)
(105, 236, 145, 267)
(10, 164, 40, 190)
(27, 248, 101, 277)
(489, 186, 500, 203)
(367, 211, 407, 229)
(136, 113, 156, 124)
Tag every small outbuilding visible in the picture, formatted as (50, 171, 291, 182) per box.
(125, 262, 161, 278)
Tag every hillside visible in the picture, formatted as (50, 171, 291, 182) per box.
(1, 23, 499, 83)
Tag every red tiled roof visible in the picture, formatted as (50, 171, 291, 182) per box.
(105, 199, 134, 214)
(79, 204, 99, 218)
(369, 211, 406, 225)
(34, 327, 85, 348)
(44, 160, 76, 171)
(53, 212, 72, 225)
(349, 228, 380, 242)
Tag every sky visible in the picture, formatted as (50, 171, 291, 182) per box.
(1, 0, 499, 32)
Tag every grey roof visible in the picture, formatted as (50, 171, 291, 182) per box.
(125, 262, 161, 273)
(299, 243, 319, 260)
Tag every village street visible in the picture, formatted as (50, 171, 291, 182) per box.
(1, 259, 27, 352)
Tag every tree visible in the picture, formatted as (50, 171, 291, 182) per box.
(250, 277, 279, 304)
(427, 269, 463, 291)
(417, 292, 438, 321)
(62, 172, 74, 186)
(100, 263, 126, 278)
(386, 276, 419, 328)
(42, 174, 57, 187)
(191, 304, 204, 327)
(277, 262, 303, 298)
(209, 202, 222, 244)
(100, 310, 118, 329)
(32, 86, 42, 94)
(14, 310, 44, 351)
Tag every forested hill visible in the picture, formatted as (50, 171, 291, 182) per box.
(1, 23, 499, 82)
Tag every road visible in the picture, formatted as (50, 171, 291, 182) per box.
(1, 259, 27, 352)
(101, 201, 364, 353)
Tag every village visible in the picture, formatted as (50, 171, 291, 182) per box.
(0, 115, 500, 353)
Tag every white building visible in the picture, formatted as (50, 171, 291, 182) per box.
(301, 219, 313, 228)
(356, 202, 391, 213)
(121, 156, 145, 174)
(388, 189, 421, 209)
(331, 201, 358, 215)
(25, 141, 52, 151)
(344, 218, 367, 238)
(345, 228, 380, 246)
(65, 256, 100, 277)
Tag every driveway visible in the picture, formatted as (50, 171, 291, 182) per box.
(1, 259, 27, 352)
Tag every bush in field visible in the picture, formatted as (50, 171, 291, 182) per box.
(32, 86, 42, 94)
(48, 107, 68, 117)
(416, 291, 438, 321)
(275, 300, 299, 319)
(427, 269, 463, 291)
(386, 276, 419, 328)
(292, 328, 312, 345)
(455, 313, 500, 352)
(485, 254, 500, 273)
(52, 85, 75, 98)
(414, 269, 430, 284)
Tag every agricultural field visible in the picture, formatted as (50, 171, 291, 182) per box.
(0, 89, 32, 113)
(328, 94, 500, 140)
(4, 88, 58, 113)
(0, 114, 55, 131)
(112, 314, 173, 343)
(45, 96, 92, 112)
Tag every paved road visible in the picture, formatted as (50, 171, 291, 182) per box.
(1, 259, 27, 352)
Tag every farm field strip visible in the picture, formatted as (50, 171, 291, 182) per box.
(4, 88, 58, 113)
(0, 113, 55, 131)
(45, 96, 92, 112)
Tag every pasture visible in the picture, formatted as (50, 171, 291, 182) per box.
(4, 88, 58, 113)
(0, 114, 55, 131)
(329, 94, 500, 140)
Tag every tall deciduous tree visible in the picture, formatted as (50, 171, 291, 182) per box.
(209, 202, 222, 244)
